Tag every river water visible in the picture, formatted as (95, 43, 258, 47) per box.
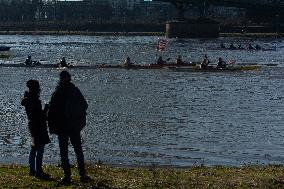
(0, 35, 284, 167)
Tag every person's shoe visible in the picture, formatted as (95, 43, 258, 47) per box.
(59, 177, 71, 185)
(35, 171, 51, 180)
(80, 175, 92, 183)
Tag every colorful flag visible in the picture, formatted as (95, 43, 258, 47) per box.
(156, 38, 168, 52)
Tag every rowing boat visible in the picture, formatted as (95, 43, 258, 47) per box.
(0, 46, 11, 51)
(0, 63, 95, 69)
(0, 63, 58, 68)
(0, 62, 260, 72)
(0, 63, 193, 69)
(209, 47, 276, 51)
(100, 63, 197, 69)
(168, 65, 260, 72)
(99, 63, 260, 72)
(0, 54, 10, 58)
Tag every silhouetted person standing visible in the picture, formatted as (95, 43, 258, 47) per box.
(21, 80, 50, 179)
(48, 71, 89, 185)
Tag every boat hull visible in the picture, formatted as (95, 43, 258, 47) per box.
(168, 65, 260, 72)
(0, 54, 11, 58)
(0, 63, 93, 69)
(100, 63, 196, 69)
(0, 63, 260, 72)
(0, 46, 11, 51)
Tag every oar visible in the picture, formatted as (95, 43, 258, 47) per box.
(236, 62, 278, 66)
(237, 65, 260, 71)
(163, 58, 171, 64)
(228, 60, 236, 65)
(261, 63, 278, 66)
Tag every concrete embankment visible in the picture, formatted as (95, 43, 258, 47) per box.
(0, 30, 165, 36)
(0, 22, 283, 38)
(0, 30, 283, 38)
(220, 32, 284, 38)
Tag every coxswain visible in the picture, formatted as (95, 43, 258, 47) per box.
(25, 55, 33, 65)
(60, 57, 68, 67)
(176, 55, 183, 65)
(201, 54, 210, 69)
(216, 57, 227, 69)
(220, 43, 226, 48)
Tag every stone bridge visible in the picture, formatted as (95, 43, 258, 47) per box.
(154, 0, 284, 18)
(153, 0, 284, 37)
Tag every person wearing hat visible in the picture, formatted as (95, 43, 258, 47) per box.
(48, 71, 90, 185)
(21, 79, 51, 179)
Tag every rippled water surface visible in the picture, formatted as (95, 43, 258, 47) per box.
(0, 35, 284, 167)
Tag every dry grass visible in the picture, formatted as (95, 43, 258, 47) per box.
(1, 164, 284, 188)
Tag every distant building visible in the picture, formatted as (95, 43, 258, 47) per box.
(138, 1, 176, 22)
(209, 6, 246, 24)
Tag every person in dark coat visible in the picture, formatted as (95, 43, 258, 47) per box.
(48, 71, 90, 185)
(21, 80, 50, 179)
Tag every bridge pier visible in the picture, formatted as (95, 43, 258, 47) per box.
(166, 19, 219, 38)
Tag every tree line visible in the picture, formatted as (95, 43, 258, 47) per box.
(0, 0, 114, 22)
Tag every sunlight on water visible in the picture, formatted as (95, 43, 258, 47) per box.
(0, 35, 284, 167)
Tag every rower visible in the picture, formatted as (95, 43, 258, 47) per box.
(124, 56, 133, 67)
(255, 44, 261, 50)
(175, 55, 183, 65)
(247, 43, 254, 50)
(229, 43, 236, 50)
(25, 55, 33, 65)
(201, 54, 210, 69)
(216, 57, 227, 69)
(157, 56, 166, 65)
(237, 44, 244, 49)
(60, 57, 68, 67)
(220, 43, 226, 48)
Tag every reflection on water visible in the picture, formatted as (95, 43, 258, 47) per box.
(0, 35, 284, 167)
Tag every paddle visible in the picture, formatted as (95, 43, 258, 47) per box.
(228, 60, 236, 65)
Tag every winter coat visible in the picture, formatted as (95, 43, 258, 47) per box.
(21, 91, 51, 146)
(48, 81, 88, 135)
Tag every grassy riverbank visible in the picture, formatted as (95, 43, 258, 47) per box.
(1, 164, 284, 188)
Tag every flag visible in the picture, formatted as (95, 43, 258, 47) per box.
(156, 38, 168, 52)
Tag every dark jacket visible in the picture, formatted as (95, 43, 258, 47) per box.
(217, 60, 227, 69)
(48, 81, 88, 135)
(21, 91, 50, 146)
